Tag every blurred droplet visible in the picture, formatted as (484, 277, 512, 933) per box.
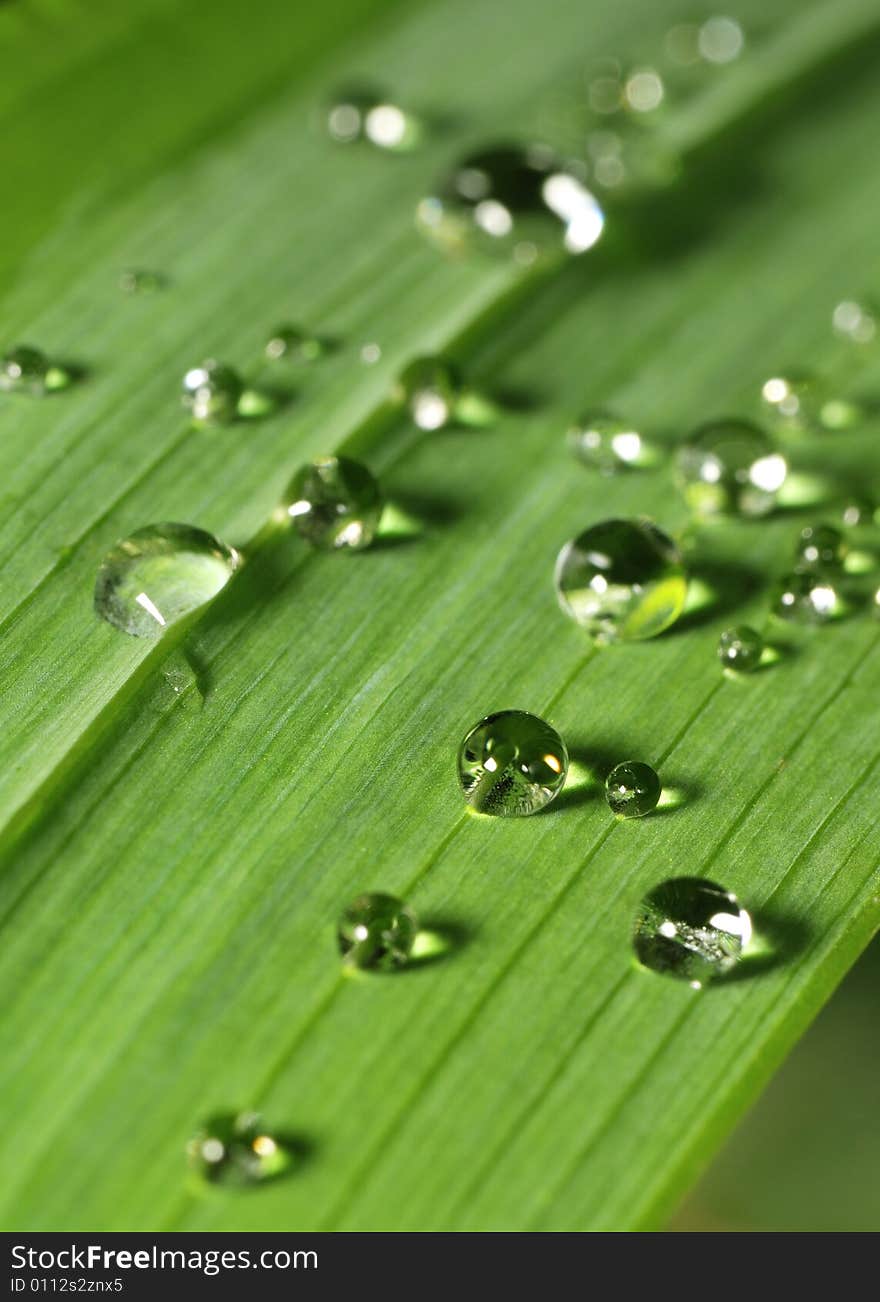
(698, 15, 745, 64)
(832, 299, 877, 345)
(624, 68, 664, 114)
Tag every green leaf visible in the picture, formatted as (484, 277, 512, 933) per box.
(2, 0, 879, 1231)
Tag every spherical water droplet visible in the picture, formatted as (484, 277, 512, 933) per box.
(567, 412, 654, 473)
(182, 360, 243, 426)
(417, 145, 603, 259)
(187, 1112, 293, 1187)
(605, 761, 661, 818)
(119, 268, 165, 295)
(94, 524, 241, 637)
(698, 16, 745, 65)
(0, 344, 67, 396)
(394, 356, 459, 430)
(718, 625, 763, 673)
(796, 523, 847, 571)
(555, 518, 687, 644)
(337, 892, 418, 970)
(458, 709, 568, 817)
(832, 299, 877, 345)
(775, 570, 840, 623)
(633, 877, 752, 985)
(285, 455, 383, 551)
(677, 420, 786, 517)
(264, 325, 325, 362)
(326, 87, 420, 151)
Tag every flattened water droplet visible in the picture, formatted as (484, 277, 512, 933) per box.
(605, 761, 661, 818)
(633, 877, 752, 986)
(265, 324, 326, 362)
(796, 523, 847, 571)
(677, 419, 786, 517)
(326, 86, 421, 151)
(718, 625, 763, 673)
(394, 356, 459, 430)
(182, 360, 244, 426)
(285, 455, 383, 551)
(0, 344, 68, 395)
(567, 412, 655, 473)
(338, 892, 418, 970)
(458, 709, 568, 817)
(94, 523, 240, 637)
(418, 145, 603, 259)
(555, 517, 687, 643)
(775, 569, 840, 623)
(119, 268, 165, 295)
(188, 1112, 293, 1187)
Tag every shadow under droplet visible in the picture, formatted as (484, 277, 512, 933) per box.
(406, 917, 475, 971)
(238, 385, 294, 420)
(653, 778, 702, 816)
(715, 906, 813, 986)
(672, 561, 764, 635)
(549, 744, 623, 812)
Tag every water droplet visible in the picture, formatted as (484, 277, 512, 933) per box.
(718, 625, 763, 673)
(182, 360, 244, 426)
(0, 344, 69, 395)
(623, 67, 665, 115)
(394, 356, 459, 430)
(360, 341, 382, 365)
(119, 268, 165, 295)
(285, 455, 383, 551)
(417, 145, 604, 258)
(264, 325, 325, 362)
(677, 420, 786, 517)
(458, 709, 568, 817)
(633, 877, 752, 986)
(840, 497, 874, 528)
(796, 523, 847, 570)
(338, 892, 418, 970)
(567, 412, 655, 473)
(832, 299, 877, 345)
(605, 760, 661, 818)
(326, 87, 420, 151)
(188, 1112, 293, 1187)
(555, 518, 687, 643)
(775, 570, 840, 623)
(698, 15, 745, 65)
(94, 523, 241, 637)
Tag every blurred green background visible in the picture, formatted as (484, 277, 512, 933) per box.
(673, 934, 880, 1231)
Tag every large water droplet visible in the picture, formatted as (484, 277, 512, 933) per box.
(187, 1112, 293, 1187)
(677, 419, 786, 517)
(182, 360, 244, 426)
(417, 145, 604, 259)
(458, 709, 568, 817)
(338, 892, 418, 970)
(285, 455, 383, 551)
(555, 517, 687, 643)
(94, 524, 241, 637)
(633, 877, 752, 986)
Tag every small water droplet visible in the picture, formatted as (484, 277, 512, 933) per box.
(458, 709, 568, 817)
(775, 570, 840, 623)
(182, 360, 244, 426)
(285, 455, 383, 551)
(338, 892, 418, 970)
(698, 15, 745, 65)
(605, 760, 661, 818)
(94, 523, 241, 637)
(119, 268, 166, 295)
(418, 145, 603, 259)
(832, 299, 877, 345)
(326, 87, 421, 151)
(567, 412, 656, 473)
(677, 420, 786, 517)
(0, 344, 69, 396)
(393, 356, 459, 430)
(555, 518, 687, 643)
(264, 324, 326, 363)
(633, 877, 752, 984)
(718, 625, 763, 673)
(188, 1112, 293, 1187)
(796, 523, 847, 571)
